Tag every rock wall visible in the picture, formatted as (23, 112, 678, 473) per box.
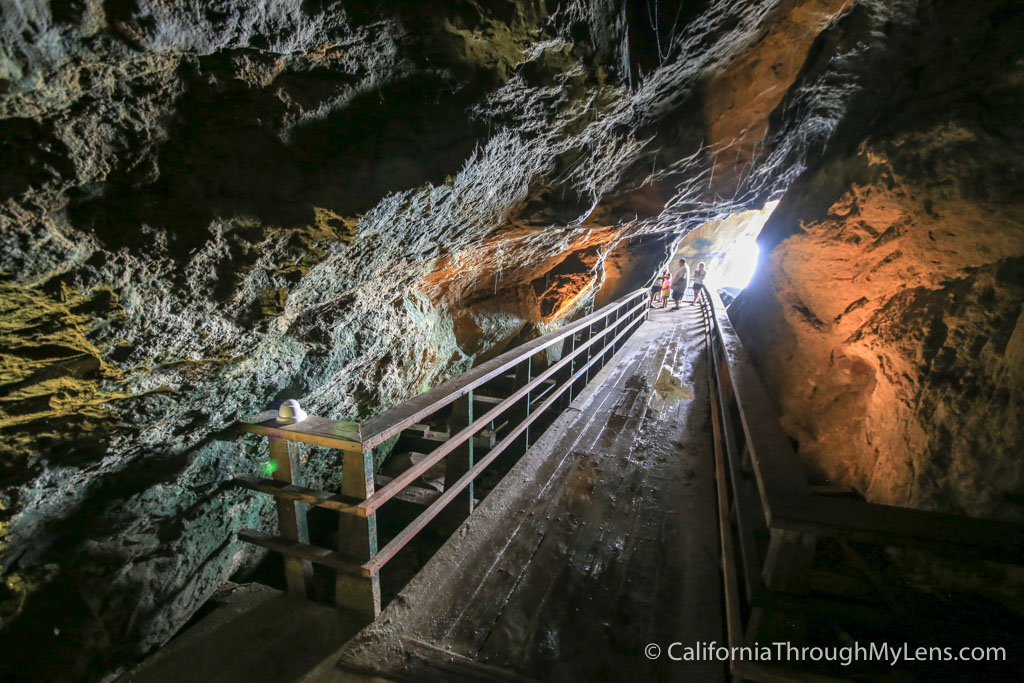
(731, 0, 1024, 518)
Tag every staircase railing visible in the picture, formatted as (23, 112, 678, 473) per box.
(234, 288, 650, 617)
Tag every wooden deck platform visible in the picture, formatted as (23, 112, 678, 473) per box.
(313, 304, 724, 682)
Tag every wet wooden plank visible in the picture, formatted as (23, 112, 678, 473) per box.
(337, 635, 541, 683)
(329, 306, 722, 682)
(238, 529, 367, 576)
(239, 413, 362, 452)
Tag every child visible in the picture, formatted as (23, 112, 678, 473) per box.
(660, 271, 672, 308)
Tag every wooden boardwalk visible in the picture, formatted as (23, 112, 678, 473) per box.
(315, 304, 724, 682)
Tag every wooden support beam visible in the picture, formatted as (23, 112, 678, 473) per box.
(336, 444, 381, 617)
(233, 477, 361, 513)
(268, 437, 313, 597)
(774, 496, 1024, 565)
(234, 476, 441, 511)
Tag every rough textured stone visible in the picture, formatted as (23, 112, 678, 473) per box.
(732, 0, 1024, 518)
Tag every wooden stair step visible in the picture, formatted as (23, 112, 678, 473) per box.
(233, 476, 359, 512)
(238, 529, 367, 576)
(374, 473, 442, 506)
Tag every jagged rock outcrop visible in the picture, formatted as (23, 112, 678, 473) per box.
(732, 0, 1024, 518)
(1, 0, 1021, 679)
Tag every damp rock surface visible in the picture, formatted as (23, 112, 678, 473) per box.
(731, 0, 1024, 518)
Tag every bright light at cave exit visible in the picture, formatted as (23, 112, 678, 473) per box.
(717, 201, 778, 290)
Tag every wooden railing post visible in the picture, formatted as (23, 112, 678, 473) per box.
(336, 444, 382, 617)
(268, 437, 313, 597)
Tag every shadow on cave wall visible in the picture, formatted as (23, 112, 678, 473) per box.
(68, 63, 488, 255)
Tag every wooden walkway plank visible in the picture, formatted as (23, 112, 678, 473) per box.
(239, 413, 361, 452)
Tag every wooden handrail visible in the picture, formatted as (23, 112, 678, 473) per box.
(235, 287, 651, 613)
(362, 305, 648, 575)
(702, 288, 812, 522)
(238, 412, 362, 451)
(699, 285, 1024, 563)
(360, 288, 648, 450)
(359, 297, 649, 515)
(699, 283, 1024, 681)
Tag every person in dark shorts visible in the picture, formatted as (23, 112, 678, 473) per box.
(690, 262, 707, 305)
(670, 258, 689, 310)
(649, 277, 662, 307)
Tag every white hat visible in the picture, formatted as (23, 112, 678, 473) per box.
(276, 399, 308, 425)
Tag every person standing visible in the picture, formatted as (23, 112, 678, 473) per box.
(690, 262, 707, 305)
(670, 258, 689, 310)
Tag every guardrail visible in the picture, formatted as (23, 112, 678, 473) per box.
(696, 285, 1024, 681)
(234, 288, 650, 617)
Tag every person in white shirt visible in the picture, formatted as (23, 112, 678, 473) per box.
(670, 258, 689, 310)
(690, 262, 707, 305)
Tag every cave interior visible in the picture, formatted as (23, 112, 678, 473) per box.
(1, 0, 1023, 680)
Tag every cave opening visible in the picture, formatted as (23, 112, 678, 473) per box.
(674, 200, 779, 304)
